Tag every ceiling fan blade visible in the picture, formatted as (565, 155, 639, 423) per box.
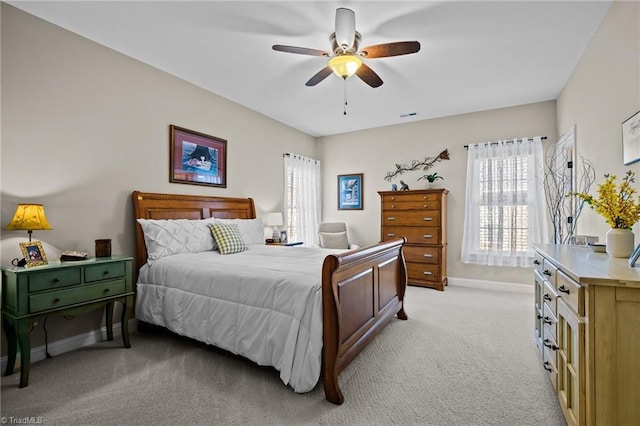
(305, 67, 333, 87)
(335, 8, 356, 49)
(272, 45, 329, 57)
(356, 63, 383, 88)
(359, 41, 421, 58)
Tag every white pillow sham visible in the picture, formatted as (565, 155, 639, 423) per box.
(215, 218, 265, 245)
(137, 217, 217, 264)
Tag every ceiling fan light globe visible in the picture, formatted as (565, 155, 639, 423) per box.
(328, 55, 362, 79)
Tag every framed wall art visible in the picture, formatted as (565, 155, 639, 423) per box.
(170, 125, 227, 187)
(338, 173, 363, 210)
(622, 110, 640, 165)
(19, 240, 48, 267)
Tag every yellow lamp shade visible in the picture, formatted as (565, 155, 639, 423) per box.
(6, 204, 53, 231)
(328, 55, 362, 79)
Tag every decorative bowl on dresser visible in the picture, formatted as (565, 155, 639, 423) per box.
(378, 189, 448, 290)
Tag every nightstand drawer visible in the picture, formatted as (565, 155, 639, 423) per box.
(85, 262, 125, 283)
(29, 269, 82, 292)
(30, 280, 126, 313)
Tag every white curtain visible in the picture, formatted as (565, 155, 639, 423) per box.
(284, 153, 321, 246)
(461, 137, 548, 267)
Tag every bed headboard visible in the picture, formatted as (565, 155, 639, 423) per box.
(132, 190, 257, 270)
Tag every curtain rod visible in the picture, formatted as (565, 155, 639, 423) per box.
(283, 153, 319, 164)
(463, 136, 547, 149)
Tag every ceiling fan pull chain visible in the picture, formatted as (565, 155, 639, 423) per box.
(343, 80, 348, 115)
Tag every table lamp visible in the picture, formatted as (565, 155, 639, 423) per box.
(267, 212, 284, 242)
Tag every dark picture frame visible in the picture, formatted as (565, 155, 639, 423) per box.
(629, 243, 640, 267)
(338, 173, 363, 210)
(622, 110, 640, 165)
(19, 240, 48, 267)
(170, 125, 227, 187)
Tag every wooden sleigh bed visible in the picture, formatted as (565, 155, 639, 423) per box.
(132, 190, 407, 405)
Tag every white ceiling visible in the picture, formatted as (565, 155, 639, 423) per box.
(8, 1, 612, 137)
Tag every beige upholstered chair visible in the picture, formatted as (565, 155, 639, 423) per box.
(318, 222, 359, 249)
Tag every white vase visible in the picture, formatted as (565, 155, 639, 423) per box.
(605, 228, 635, 258)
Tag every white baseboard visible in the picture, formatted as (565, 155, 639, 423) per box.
(1, 319, 138, 373)
(448, 276, 534, 293)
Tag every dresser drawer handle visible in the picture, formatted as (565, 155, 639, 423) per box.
(423, 254, 433, 258)
(543, 294, 552, 301)
(103, 270, 110, 276)
(391, 197, 396, 201)
(423, 204, 428, 208)
(52, 278, 60, 283)
(543, 316, 554, 325)
(391, 205, 395, 208)
(53, 298, 61, 304)
(543, 339, 559, 351)
(423, 271, 433, 276)
(536, 313, 543, 320)
(423, 196, 427, 199)
(387, 233, 396, 237)
(533, 260, 541, 265)
(387, 217, 396, 221)
(543, 270, 551, 276)
(423, 234, 433, 238)
(423, 217, 433, 221)
(558, 285, 570, 295)
(104, 288, 111, 294)
(543, 361, 552, 372)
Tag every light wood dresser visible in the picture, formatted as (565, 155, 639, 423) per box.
(533, 244, 640, 426)
(379, 189, 448, 291)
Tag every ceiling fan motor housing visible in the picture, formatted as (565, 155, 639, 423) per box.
(330, 32, 361, 56)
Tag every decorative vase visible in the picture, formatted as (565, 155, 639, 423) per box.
(605, 228, 634, 258)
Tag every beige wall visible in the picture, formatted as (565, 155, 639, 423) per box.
(557, 0, 640, 241)
(318, 101, 557, 285)
(1, 5, 316, 347)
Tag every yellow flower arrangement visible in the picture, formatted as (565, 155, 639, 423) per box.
(574, 171, 640, 229)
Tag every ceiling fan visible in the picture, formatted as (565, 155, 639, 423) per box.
(272, 8, 420, 88)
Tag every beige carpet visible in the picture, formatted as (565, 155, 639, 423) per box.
(1, 285, 566, 425)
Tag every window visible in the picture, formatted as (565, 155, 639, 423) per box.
(284, 153, 321, 245)
(461, 137, 548, 267)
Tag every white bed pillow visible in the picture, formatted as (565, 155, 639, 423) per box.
(215, 218, 265, 245)
(137, 218, 217, 264)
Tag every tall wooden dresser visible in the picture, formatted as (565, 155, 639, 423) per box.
(378, 189, 448, 290)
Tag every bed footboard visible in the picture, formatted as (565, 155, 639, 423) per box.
(321, 238, 407, 405)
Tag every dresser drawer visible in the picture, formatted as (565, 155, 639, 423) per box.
(28, 269, 82, 293)
(29, 280, 126, 313)
(382, 210, 441, 227)
(556, 270, 584, 316)
(543, 280, 558, 316)
(382, 199, 441, 211)
(382, 226, 440, 245)
(403, 246, 440, 264)
(381, 193, 441, 204)
(406, 263, 440, 282)
(85, 262, 125, 283)
(541, 259, 558, 287)
(542, 304, 558, 341)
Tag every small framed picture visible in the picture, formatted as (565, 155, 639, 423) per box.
(279, 230, 288, 243)
(338, 173, 363, 210)
(19, 240, 48, 267)
(629, 243, 640, 267)
(622, 110, 640, 165)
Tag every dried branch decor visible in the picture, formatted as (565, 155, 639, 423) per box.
(384, 149, 450, 182)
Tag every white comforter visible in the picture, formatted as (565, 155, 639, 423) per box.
(135, 244, 342, 393)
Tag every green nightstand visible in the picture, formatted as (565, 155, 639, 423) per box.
(1, 256, 134, 387)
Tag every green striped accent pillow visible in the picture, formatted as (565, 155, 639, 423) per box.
(208, 223, 247, 255)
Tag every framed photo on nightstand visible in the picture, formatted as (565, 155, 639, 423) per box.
(19, 240, 48, 267)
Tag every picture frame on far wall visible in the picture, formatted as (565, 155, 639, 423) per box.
(622, 110, 640, 165)
(170, 125, 227, 187)
(19, 240, 48, 267)
(338, 173, 363, 210)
